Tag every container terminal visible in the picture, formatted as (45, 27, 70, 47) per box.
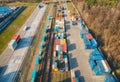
(0, 0, 118, 82)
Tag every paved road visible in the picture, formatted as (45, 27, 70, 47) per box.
(0, 4, 47, 82)
(63, 2, 105, 82)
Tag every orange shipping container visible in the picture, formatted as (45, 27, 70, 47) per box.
(86, 33, 93, 40)
(62, 43, 67, 52)
(54, 44, 56, 51)
(55, 39, 60, 45)
(71, 77, 76, 82)
(62, 39, 66, 44)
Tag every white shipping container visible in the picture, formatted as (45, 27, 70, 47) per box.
(65, 58, 68, 71)
(101, 60, 111, 72)
(53, 51, 56, 57)
(56, 45, 60, 51)
(8, 40, 17, 51)
(71, 70, 75, 78)
(52, 64, 55, 69)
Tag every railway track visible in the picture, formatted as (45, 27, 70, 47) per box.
(36, 1, 57, 82)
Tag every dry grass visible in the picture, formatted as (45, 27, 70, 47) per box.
(74, 0, 120, 79)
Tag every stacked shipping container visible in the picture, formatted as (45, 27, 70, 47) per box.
(8, 34, 21, 51)
(52, 5, 69, 73)
(79, 18, 116, 81)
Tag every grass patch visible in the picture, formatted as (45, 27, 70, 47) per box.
(0, 2, 38, 55)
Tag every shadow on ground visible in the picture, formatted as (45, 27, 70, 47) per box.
(16, 36, 34, 50)
(67, 39, 76, 51)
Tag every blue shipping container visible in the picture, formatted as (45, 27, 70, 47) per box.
(104, 75, 117, 82)
(96, 60, 111, 74)
(88, 59, 96, 70)
(38, 51, 43, 56)
(91, 38, 98, 49)
(83, 36, 91, 49)
(76, 77, 80, 82)
(89, 52, 103, 60)
(32, 69, 37, 78)
(31, 77, 35, 82)
(36, 57, 40, 65)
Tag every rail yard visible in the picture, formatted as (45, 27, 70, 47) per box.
(0, 0, 118, 82)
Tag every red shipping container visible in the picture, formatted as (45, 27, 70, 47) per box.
(60, 54, 63, 58)
(71, 77, 76, 82)
(86, 33, 93, 40)
(82, 29, 86, 34)
(13, 34, 20, 43)
(62, 43, 67, 52)
(54, 44, 56, 51)
(55, 39, 60, 45)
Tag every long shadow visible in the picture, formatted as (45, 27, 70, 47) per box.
(79, 76, 85, 82)
(0, 65, 8, 77)
(16, 36, 34, 50)
(75, 70, 81, 77)
(67, 39, 76, 51)
(0, 71, 18, 82)
(69, 53, 78, 70)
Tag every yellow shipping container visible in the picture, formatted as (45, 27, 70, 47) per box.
(62, 39, 66, 44)
(54, 68, 58, 72)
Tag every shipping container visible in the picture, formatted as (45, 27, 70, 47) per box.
(40, 43, 45, 49)
(54, 68, 58, 72)
(48, 15, 52, 20)
(53, 51, 56, 57)
(90, 48, 104, 60)
(76, 77, 79, 82)
(93, 66, 100, 75)
(55, 39, 60, 45)
(91, 38, 98, 49)
(38, 51, 43, 56)
(55, 25, 60, 32)
(54, 44, 56, 51)
(83, 36, 91, 49)
(8, 40, 17, 51)
(88, 59, 96, 70)
(71, 71, 76, 82)
(31, 77, 35, 82)
(36, 56, 40, 65)
(80, 30, 84, 38)
(104, 75, 117, 82)
(62, 39, 66, 44)
(32, 69, 37, 78)
(59, 69, 64, 72)
(64, 55, 68, 71)
(89, 50, 103, 60)
(71, 77, 76, 82)
(86, 34, 93, 40)
(96, 60, 111, 74)
(62, 43, 67, 52)
(56, 45, 60, 51)
(13, 34, 20, 43)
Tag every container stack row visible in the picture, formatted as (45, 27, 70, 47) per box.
(79, 18, 118, 81)
(8, 34, 21, 51)
(79, 19, 97, 49)
(0, 6, 19, 23)
(52, 5, 69, 73)
(89, 49, 111, 75)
